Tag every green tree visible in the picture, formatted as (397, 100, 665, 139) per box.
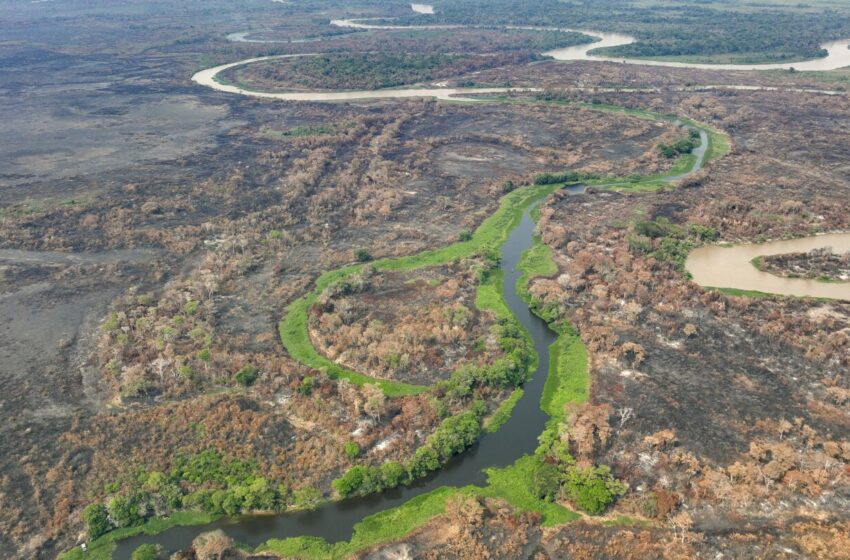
(380, 461, 406, 488)
(562, 465, 626, 515)
(531, 463, 561, 502)
(107, 494, 144, 528)
(407, 446, 441, 479)
(292, 487, 323, 510)
(82, 503, 113, 539)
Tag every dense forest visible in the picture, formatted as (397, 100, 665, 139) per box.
(410, 0, 850, 62)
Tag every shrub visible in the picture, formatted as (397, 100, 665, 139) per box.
(458, 229, 473, 242)
(82, 503, 113, 539)
(297, 376, 315, 395)
(532, 463, 561, 502)
(407, 447, 441, 479)
(235, 364, 259, 386)
(131, 544, 167, 560)
(292, 487, 323, 510)
(380, 461, 406, 488)
(343, 441, 360, 460)
(107, 494, 144, 528)
(354, 248, 372, 262)
(184, 300, 200, 315)
(333, 465, 383, 497)
(562, 465, 626, 515)
(533, 171, 599, 186)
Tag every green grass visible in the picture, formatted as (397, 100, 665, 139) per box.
(541, 326, 589, 424)
(707, 286, 776, 298)
(259, 487, 459, 560)
(678, 116, 730, 164)
(516, 235, 558, 300)
(484, 387, 524, 433)
(475, 269, 513, 319)
(479, 456, 581, 526)
(278, 182, 560, 397)
(57, 512, 216, 560)
(259, 454, 583, 560)
(86, 98, 729, 559)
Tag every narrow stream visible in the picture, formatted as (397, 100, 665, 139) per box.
(113, 186, 587, 558)
(111, 119, 709, 559)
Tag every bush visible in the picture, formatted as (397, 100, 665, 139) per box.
(131, 544, 167, 560)
(184, 300, 200, 315)
(428, 411, 482, 461)
(354, 248, 372, 262)
(407, 446, 441, 479)
(458, 229, 473, 242)
(333, 465, 383, 497)
(82, 503, 113, 539)
(343, 441, 360, 460)
(297, 376, 315, 395)
(234, 364, 259, 386)
(292, 487, 323, 510)
(380, 461, 406, 488)
(562, 465, 626, 515)
(533, 171, 599, 186)
(107, 494, 145, 528)
(531, 463, 561, 502)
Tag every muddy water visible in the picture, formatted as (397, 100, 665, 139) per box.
(112, 186, 587, 559)
(686, 232, 850, 300)
(410, 3, 434, 15)
(191, 56, 534, 101)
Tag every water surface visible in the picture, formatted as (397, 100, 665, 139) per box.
(686, 232, 850, 300)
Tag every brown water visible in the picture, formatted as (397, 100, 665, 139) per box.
(686, 232, 850, 300)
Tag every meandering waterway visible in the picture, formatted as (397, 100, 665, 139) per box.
(103, 3, 845, 556)
(110, 115, 712, 558)
(686, 232, 850, 300)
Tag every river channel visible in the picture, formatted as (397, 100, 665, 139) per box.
(686, 232, 850, 301)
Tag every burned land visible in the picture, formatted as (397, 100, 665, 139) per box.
(2, 0, 850, 559)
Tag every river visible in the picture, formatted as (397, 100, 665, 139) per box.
(225, 2, 850, 73)
(113, 187, 589, 558)
(110, 113, 712, 557)
(686, 232, 850, 300)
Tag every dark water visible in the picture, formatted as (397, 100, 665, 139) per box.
(112, 185, 587, 558)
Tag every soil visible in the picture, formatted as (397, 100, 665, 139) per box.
(761, 248, 850, 282)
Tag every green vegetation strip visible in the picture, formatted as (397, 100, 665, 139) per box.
(58, 512, 217, 560)
(258, 487, 458, 559)
(278, 182, 560, 396)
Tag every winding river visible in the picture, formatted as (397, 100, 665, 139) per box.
(224, 2, 850, 74)
(107, 4, 847, 557)
(686, 233, 850, 300)
(114, 190, 579, 558)
(112, 119, 709, 557)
